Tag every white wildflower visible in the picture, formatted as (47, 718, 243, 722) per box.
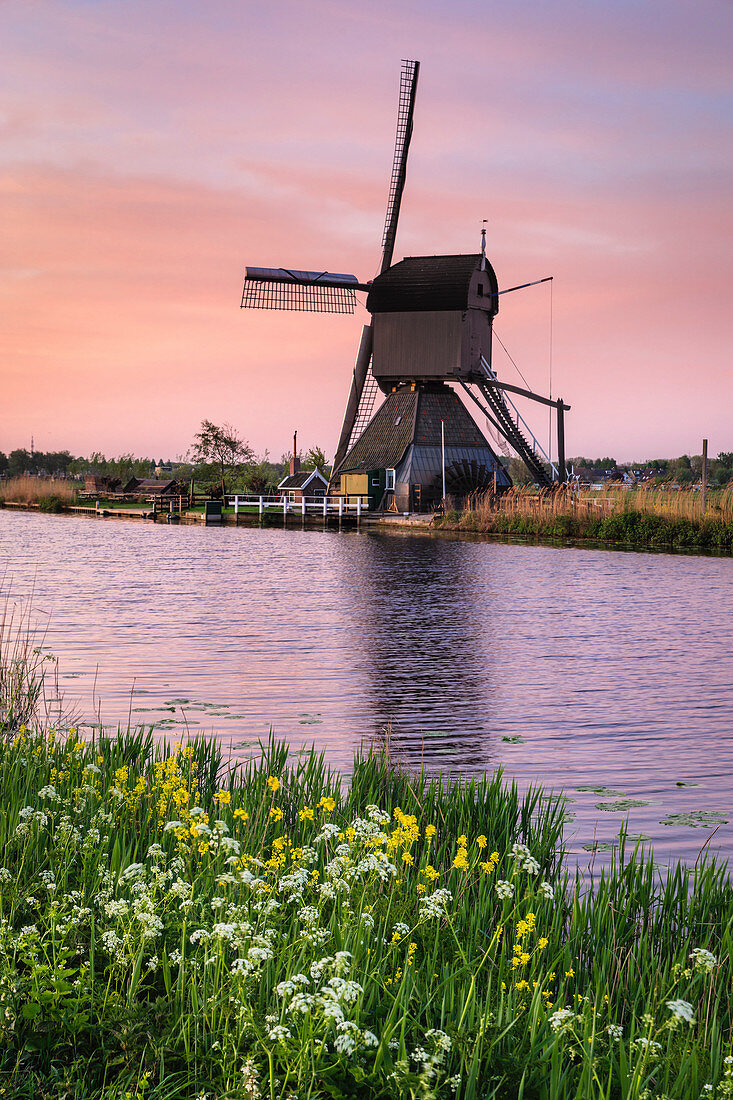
(607, 1023, 623, 1041)
(268, 1024, 292, 1042)
(334, 1032, 356, 1055)
(549, 1008, 575, 1032)
(690, 948, 717, 972)
(538, 881, 554, 901)
(495, 879, 515, 900)
(667, 998, 695, 1025)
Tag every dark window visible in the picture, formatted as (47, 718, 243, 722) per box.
(477, 283, 484, 296)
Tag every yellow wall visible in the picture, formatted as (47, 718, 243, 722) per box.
(342, 473, 369, 495)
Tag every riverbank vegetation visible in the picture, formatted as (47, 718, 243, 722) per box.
(436, 486, 733, 552)
(2, 663, 733, 1097)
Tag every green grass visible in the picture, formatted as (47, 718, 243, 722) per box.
(0, 719, 731, 1099)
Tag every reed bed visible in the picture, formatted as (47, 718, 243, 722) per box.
(0, 476, 76, 510)
(0, 714, 731, 1099)
(441, 486, 733, 551)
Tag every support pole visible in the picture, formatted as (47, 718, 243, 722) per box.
(441, 420, 446, 504)
(331, 325, 373, 480)
(556, 399, 566, 484)
(702, 438, 708, 514)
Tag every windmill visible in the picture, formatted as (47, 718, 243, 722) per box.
(241, 60, 570, 511)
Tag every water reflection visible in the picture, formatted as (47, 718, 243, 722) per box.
(342, 533, 498, 767)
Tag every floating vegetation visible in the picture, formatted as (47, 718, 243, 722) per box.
(576, 785, 627, 796)
(595, 799, 651, 812)
(582, 840, 618, 852)
(661, 810, 729, 829)
(298, 711, 324, 725)
(676, 781, 700, 787)
(502, 734, 526, 743)
(626, 834, 653, 843)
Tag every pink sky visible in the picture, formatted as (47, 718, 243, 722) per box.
(2, 0, 732, 464)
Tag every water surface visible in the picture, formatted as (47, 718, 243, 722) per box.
(2, 510, 731, 867)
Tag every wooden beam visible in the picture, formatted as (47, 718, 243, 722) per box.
(481, 378, 571, 411)
(557, 399, 566, 484)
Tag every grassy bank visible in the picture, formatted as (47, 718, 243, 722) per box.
(0, 476, 76, 512)
(0, 720, 731, 1100)
(436, 488, 733, 552)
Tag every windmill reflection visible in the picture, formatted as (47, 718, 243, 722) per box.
(341, 532, 500, 773)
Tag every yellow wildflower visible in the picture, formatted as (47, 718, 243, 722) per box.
(270, 806, 284, 822)
(424, 824, 436, 840)
(476, 834, 487, 849)
(267, 776, 280, 793)
(457, 834, 468, 847)
(233, 807, 249, 821)
(214, 789, 231, 805)
(299, 806, 314, 821)
(318, 796, 336, 813)
(538, 937, 549, 950)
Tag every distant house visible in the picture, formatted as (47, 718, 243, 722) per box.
(277, 468, 328, 502)
(123, 478, 182, 497)
(84, 475, 122, 495)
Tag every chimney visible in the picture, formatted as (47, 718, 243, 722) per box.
(290, 430, 300, 476)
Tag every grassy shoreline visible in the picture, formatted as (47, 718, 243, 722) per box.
(0, 720, 731, 1099)
(435, 489, 733, 553)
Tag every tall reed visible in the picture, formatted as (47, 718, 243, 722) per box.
(442, 486, 733, 550)
(0, 476, 76, 508)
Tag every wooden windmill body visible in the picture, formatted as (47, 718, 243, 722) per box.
(242, 61, 569, 509)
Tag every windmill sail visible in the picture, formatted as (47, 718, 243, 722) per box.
(380, 60, 420, 272)
(331, 60, 421, 476)
(241, 268, 364, 314)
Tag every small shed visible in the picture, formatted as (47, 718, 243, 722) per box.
(277, 468, 328, 502)
(123, 478, 181, 497)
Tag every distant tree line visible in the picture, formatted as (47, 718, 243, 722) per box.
(0, 422, 333, 496)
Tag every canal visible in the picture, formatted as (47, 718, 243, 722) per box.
(1, 509, 731, 867)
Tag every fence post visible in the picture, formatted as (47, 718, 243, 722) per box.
(302, 496, 306, 517)
(338, 497, 343, 519)
(233, 495, 239, 517)
(323, 495, 327, 517)
(259, 495, 263, 516)
(357, 497, 362, 519)
(283, 496, 287, 518)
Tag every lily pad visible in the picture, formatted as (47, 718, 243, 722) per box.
(626, 834, 652, 843)
(562, 812, 576, 824)
(502, 735, 526, 744)
(675, 782, 700, 788)
(661, 811, 729, 829)
(166, 698, 191, 705)
(582, 841, 618, 852)
(595, 799, 650, 812)
(576, 786, 627, 796)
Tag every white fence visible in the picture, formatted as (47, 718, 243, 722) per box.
(226, 494, 369, 518)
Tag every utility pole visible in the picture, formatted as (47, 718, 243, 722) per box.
(702, 438, 708, 514)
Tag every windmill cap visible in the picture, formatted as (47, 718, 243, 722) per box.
(366, 254, 498, 314)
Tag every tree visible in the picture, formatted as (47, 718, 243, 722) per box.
(302, 445, 330, 474)
(189, 420, 254, 497)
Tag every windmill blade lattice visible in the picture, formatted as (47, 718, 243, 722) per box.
(380, 60, 420, 273)
(241, 268, 360, 314)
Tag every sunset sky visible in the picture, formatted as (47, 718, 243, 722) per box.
(2, 0, 732, 465)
